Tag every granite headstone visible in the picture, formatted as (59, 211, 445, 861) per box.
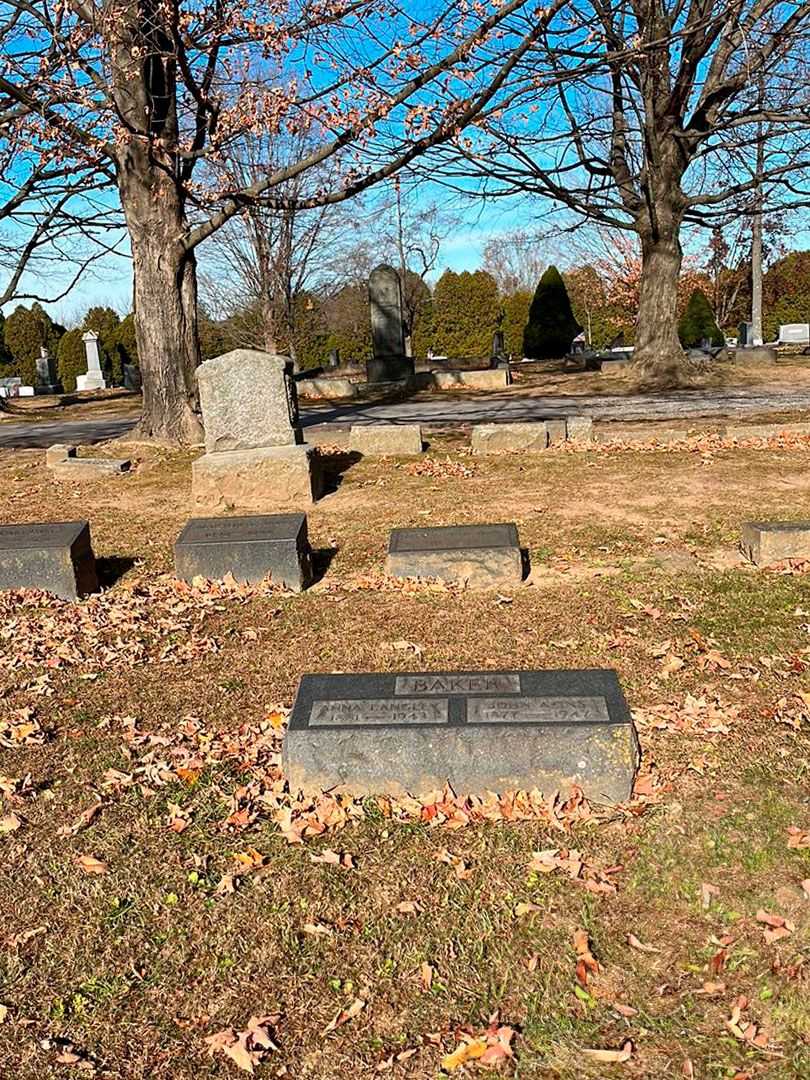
(0, 521, 98, 600)
(283, 668, 639, 801)
(174, 513, 312, 591)
(368, 265, 414, 383)
(386, 523, 523, 587)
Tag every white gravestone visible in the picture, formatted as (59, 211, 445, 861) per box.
(778, 323, 810, 345)
(76, 331, 107, 391)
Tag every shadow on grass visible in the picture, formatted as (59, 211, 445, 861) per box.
(318, 450, 362, 496)
(96, 555, 137, 589)
(310, 547, 338, 586)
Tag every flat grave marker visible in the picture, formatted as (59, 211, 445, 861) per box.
(0, 520, 98, 600)
(741, 521, 810, 567)
(174, 512, 312, 591)
(386, 522, 523, 588)
(284, 668, 639, 801)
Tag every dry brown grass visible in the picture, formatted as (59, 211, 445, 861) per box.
(1, 435, 810, 1078)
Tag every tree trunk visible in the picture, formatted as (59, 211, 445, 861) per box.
(106, 0, 203, 446)
(633, 229, 686, 386)
(128, 223, 204, 444)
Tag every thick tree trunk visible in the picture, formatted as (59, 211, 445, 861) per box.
(633, 229, 686, 387)
(128, 223, 204, 444)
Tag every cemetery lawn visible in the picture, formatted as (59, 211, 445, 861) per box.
(2, 433, 810, 1079)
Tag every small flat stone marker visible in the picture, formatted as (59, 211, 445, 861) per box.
(283, 668, 638, 801)
(471, 422, 548, 453)
(386, 523, 523, 588)
(174, 513, 312, 591)
(0, 521, 98, 600)
(741, 522, 810, 567)
(349, 423, 423, 456)
(50, 457, 130, 479)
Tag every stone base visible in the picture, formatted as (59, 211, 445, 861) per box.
(350, 424, 423, 456)
(567, 416, 593, 444)
(76, 374, 107, 391)
(431, 369, 509, 391)
(284, 669, 639, 802)
(741, 522, 810, 567)
(45, 444, 76, 466)
(0, 520, 98, 600)
(733, 346, 778, 365)
(367, 356, 416, 384)
(297, 377, 357, 400)
(51, 458, 130, 480)
(191, 444, 321, 512)
(175, 513, 312, 591)
(472, 423, 548, 453)
(726, 422, 810, 440)
(387, 523, 523, 588)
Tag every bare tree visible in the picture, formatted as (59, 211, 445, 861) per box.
(0, 0, 561, 442)
(481, 229, 553, 295)
(434, 0, 810, 384)
(198, 131, 358, 360)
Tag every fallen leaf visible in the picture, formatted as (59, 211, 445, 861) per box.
(580, 1041, 633, 1063)
(322, 997, 365, 1035)
(395, 900, 423, 916)
(442, 1038, 488, 1072)
(76, 854, 107, 875)
(0, 813, 22, 834)
(420, 962, 433, 991)
(627, 933, 659, 954)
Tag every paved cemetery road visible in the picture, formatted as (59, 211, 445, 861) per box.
(3, 385, 810, 448)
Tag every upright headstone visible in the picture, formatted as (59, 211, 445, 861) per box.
(283, 668, 639, 801)
(192, 350, 321, 511)
(35, 347, 60, 395)
(76, 331, 107, 391)
(367, 265, 414, 384)
(328, 348, 340, 369)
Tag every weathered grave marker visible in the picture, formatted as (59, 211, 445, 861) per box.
(174, 513, 312, 591)
(350, 424, 423, 456)
(368, 265, 414, 384)
(192, 350, 321, 510)
(741, 521, 810, 567)
(0, 521, 98, 600)
(386, 523, 523, 587)
(283, 668, 638, 801)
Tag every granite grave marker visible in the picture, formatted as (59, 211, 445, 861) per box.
(174, 513, 312, 591)
(368, 265, 414, 384)
(0, 521, 98, 600)
(741, 521, 810, 567)
(386, 523, 523, 588)
(283, 668, 639, 801)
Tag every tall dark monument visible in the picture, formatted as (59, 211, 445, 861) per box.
(367, 265, 414, 384)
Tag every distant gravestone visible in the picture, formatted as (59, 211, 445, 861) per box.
(283, 668, 639, 800)
(778, 323, 810, 345)
(192, 350, 321, 510)
(76, 331, 107, 391)
(35, 347, 60, 395)
(0, 521, 98, 600)
(328, 348, 340, 369)
(386, 523, 523, 588)
(123, 364, 142, 392)
(174, 513, 312, 592)
(738, 321, 753, 346)
(368, 265, 414, 384)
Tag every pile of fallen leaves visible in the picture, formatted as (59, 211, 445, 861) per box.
(46, 711, 646, 878)
(402, 456, 475, 479)
(584, 430, 810, 456)
(634, 693, 742, 736)
(0, 574, 280, 674)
